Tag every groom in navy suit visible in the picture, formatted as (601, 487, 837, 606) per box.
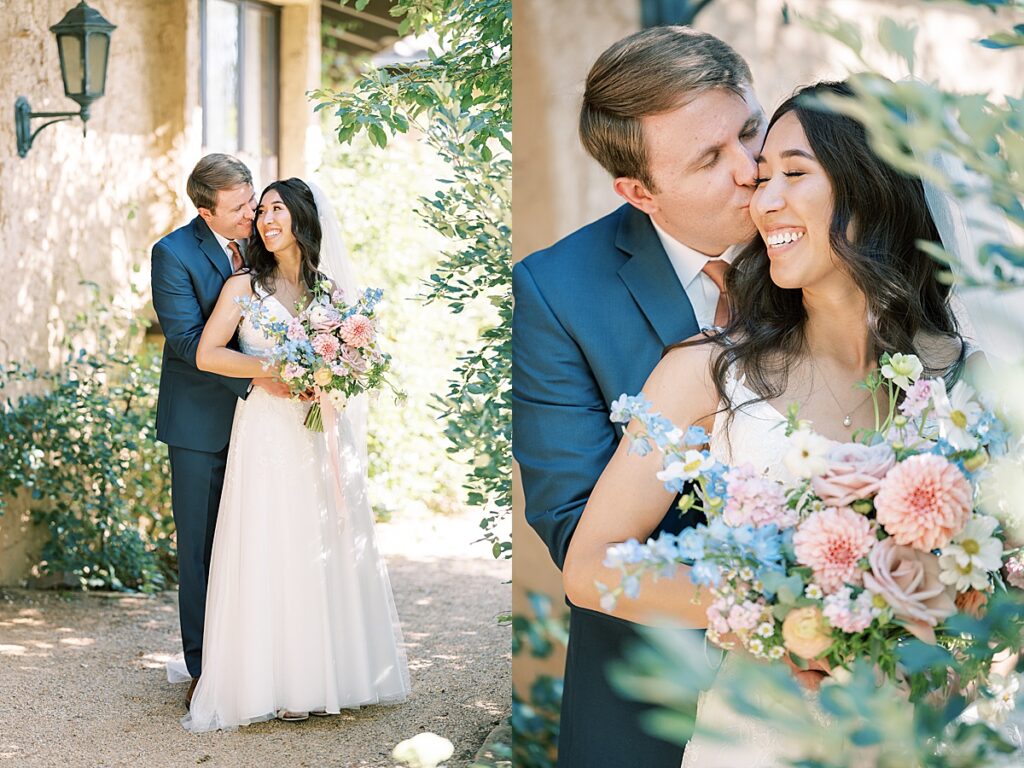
(151, 154, 289, 707)
(512, 28, 765, 767)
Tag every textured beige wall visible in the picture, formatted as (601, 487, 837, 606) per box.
(0, 0, 191, 584)
(512, 0, 1024, 701)
(0, 0, 320, 585)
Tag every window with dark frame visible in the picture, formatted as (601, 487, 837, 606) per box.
(200, 0, 280, 189)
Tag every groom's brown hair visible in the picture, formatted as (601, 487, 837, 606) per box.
(580, 27, 752, 192)
(187, 153, 253, 213)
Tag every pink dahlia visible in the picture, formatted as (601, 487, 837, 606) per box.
(339, 314, 375, 348)
(311, 333, 341, 360)
(793, 507, 875, 594)
(874, 454, 972, 552)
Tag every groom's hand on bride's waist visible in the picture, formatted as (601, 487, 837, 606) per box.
(251, 377, 291, 398)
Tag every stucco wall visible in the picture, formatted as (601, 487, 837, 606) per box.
(512, 0, 1023, 701)
(0, 0, 192, 584)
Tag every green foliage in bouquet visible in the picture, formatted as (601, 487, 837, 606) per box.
(0, 282, 173, 592)
(313, 0, 511, 559)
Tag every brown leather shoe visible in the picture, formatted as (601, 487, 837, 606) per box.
(186, 678, 199, 710)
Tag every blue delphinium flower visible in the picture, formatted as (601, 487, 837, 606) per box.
(676, 528, 706, 562)
(691, 560, 721, 586)
(685, 425, 709, 446)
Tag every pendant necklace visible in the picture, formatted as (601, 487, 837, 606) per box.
(810, 359, 875, 428)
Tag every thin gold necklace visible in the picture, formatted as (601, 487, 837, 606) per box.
(809, 358, 875, 428)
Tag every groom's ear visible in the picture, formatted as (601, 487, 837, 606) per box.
(613, 177, 658, 215)
(197, 206, 214, 225)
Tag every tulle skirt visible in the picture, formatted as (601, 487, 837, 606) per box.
(171, 389, 410, 732)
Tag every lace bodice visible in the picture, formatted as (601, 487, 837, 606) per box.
(708, 368, 792, 479)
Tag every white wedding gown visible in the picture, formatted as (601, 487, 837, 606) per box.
(682, 367, 817, 767)
(174, 285, 411, 732)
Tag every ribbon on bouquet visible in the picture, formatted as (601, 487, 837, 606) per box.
(318, 394, 348, 531)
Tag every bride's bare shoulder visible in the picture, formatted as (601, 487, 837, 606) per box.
(642, 334, 720, 420)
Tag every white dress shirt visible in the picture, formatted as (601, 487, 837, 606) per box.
(210, 228, 242, 273)
(650, 217, 736, 331)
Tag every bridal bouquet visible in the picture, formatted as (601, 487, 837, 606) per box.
(603, 353, 1021, 681)
(237, 282, 403, 431)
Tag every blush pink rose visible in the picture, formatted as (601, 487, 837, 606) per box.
(812, 443, 896, 508)
(340, 345, 368, 373)
(863, 538, 956, 644)
(793, 506, 876, 594)
(339, 314, 375, 348)
(306, 302, 342, 331)
(311, 333, 341, 361)
(874, 453, 972, 552)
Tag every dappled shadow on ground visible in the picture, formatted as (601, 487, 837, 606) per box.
(0, 550, 510, 768)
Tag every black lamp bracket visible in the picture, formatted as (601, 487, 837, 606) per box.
(15, 96, 87, 158)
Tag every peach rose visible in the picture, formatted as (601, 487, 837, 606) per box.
(812, 443, 896, 508)
(781, 606, 832, 659)
(313, 367, 333, 387)
(863, 538, 956, 644)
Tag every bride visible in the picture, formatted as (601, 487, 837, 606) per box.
(176, 177, 410, 732)
(562, 80, 983, 765)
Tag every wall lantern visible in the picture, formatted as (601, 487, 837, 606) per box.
(15, 1, 116, 158)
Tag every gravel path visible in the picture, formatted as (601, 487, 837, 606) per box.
(0, 512, 510, 767)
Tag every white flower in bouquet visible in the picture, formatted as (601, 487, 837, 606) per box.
(943, 515, 1002, 570)
(932, 380, 983, 451)
(881, 352, 924, 391)
(656, 450, 715, 484)
(327, 389, 348, 410)
(939, 516, 1003, 592)
(783, 428, 831, 479)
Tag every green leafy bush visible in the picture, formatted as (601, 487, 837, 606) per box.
(0, 284, 173, 592)
(313, 0, 512, 557)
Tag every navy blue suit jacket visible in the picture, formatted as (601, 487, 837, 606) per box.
(512, 204, 702, 767)
(151, 216, 250, 453)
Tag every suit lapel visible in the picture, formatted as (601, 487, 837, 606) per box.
(192, 217, 232, 280)
(616, 205, 699, 348)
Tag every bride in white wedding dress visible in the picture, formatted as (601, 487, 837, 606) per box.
(563, 80, 986, 766)
(172, 177, 410, 732)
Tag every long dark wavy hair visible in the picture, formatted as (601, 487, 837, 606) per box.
(679, 80, 963, 421)
(246, 177, 326, 295)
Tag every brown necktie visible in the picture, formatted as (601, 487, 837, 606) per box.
(227, 241, 243, 273)
(701, 258, 731, 327)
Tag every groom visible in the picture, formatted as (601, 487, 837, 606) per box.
(512, 28, 764, 766)
(151, 154, 288, 707)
